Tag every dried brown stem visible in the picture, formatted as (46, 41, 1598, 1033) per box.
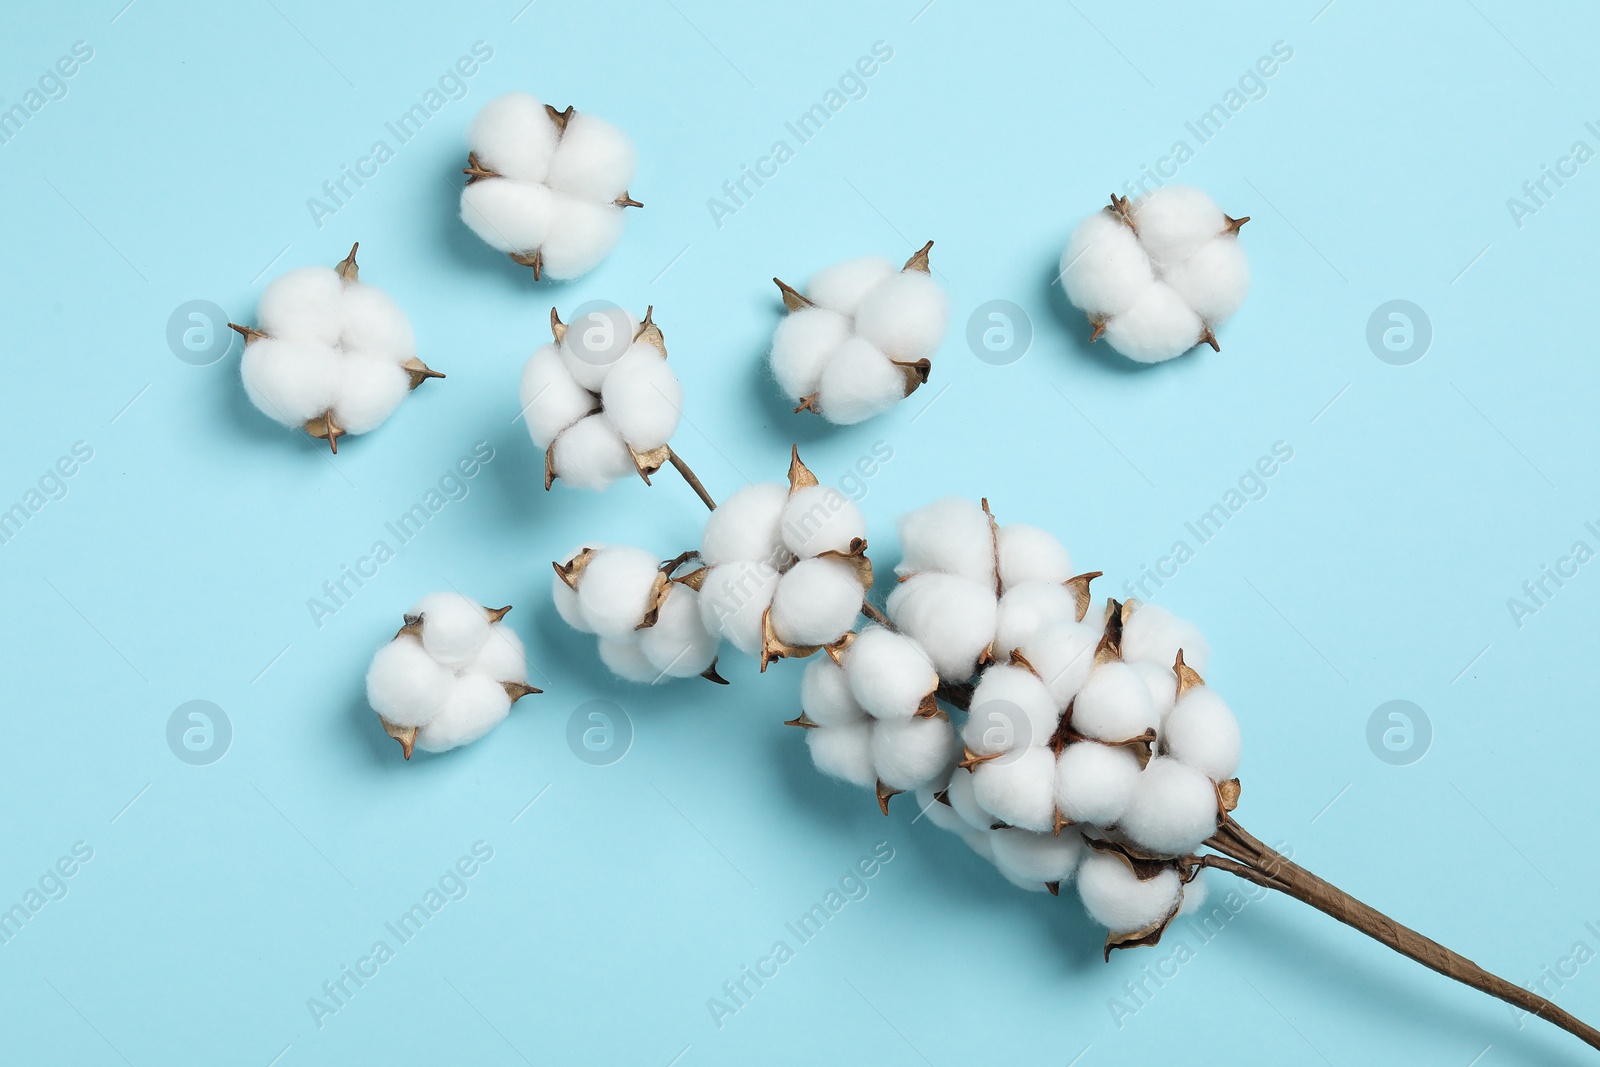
(861, 601, 892, 629)
(668, 449, 716, 511)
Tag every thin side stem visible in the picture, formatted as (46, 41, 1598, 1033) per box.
(1205, 814, 1600, 1052)
(861, 601, 892, 629)
(668, 449, 716, 511)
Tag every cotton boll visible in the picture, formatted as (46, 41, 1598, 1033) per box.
(1072, 662, 1160, 742)
(781, 485, 866, 559)
(699, 482, 789, 567)
(872, 716, 957, 791)
(854, 270, 948, 362)
(467, 92, 559, 183)
(600, 346, 681, 450)
(1054, 742, 1141, 827)
(844, 626, 937, 721)
(991, 828, 1084, 884)
(1131, 660, 1178, 718)
(993, 582, 1080, 660)
(546, 112, 636, 202)
(1060, 211, 1154, 319)
(816, 337, 905, 426)
(414, 674, 513, 753)
(241, 338, 340, 426)
(995, 524, 1074, 589)
(1131, 185, 1226, 270)
(552, 546, 599, 633)
(1163, 237, 1249, 324)
(915, 786, 966, 833)
(556, 306, 639, 392)
(411, 592, 492, 669)
(551, 414, 635, 490)
(769, 558, 863, 647)
(697, 561, 781, 654)
(638, 585, 718, 678)
(540, 196, 625, 280)
(894, 497, 995, 584)
(1121, 601, 1210, 673)
(770, 307, 850, 401)
(963, 664, 1059, 754)
(806, 256, 896, 317)
(1020, 620, 1100, 706)
(256, 266, 344, 344)
(464, 625, 527, 684)
(460, 179, 556, 255)
(1077, 850, 1181, 934)
(339, 284, 415, 359)
(887, 573, 999, 681)
(332, 353, 410, 435)
(520, 344, 594, 448)
(366, 637, 454, 728)
(970, 747, 1057, 832)
(597, 635, 660, 683)
(800, 656, 866, 726)
(1103, 283, 1204, 364)
(1120, 757, 1220, 856)
(806, 722, 877, 789)
(574, 545, 661, 640)
(1163, 687, 1241, 781)
(946, 767, 991, 831)
(961, 826, 997, 863)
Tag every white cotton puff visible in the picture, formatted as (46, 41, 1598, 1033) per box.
(1163, 687, 1241, 781)
(1177, 873, 1208, 917)
(995, 524, 1075, 589)
(993, 582, 1080, 661)
(540, 196, 626, 281)
(1121, 601, 1210, 674)
(991, 828, 1084, 885)
(551, 413, 635, 490)
(553, 545, 600, 633)
(894, 498, 996, 584)
(415, 674, 514, 754)
(781, 486, 866, 559)
(241, 338, 340, 426)
(1072, 661, 1159, 743)
(768, 557, 863, 647)
(1132, 660, 1178, 718)
(574, 545, 661, 640)
(962, 826, 997, 863)
(970, 747, 1057, 832)
(599, 346, 681, 451)
(806, 256, 896, 317)
(807, 722, 877, 789)
(332, 354, 410, 435)
(946, 767, 991, 831)
(700, 482, 789, 568)
(963, 664, 1059, 755)
(697, 561, 780, 654)
(339, 284, 415, 358)
(366, 637, 454, 728)
(1060, 211, 1154, 319)
(638, 585, 718, 678)
(1163, 237, 1249, 324)
(256, 267, 344, 345)
(844, 626, 937, 721)
(412, 592, 492, 670)
(770, 307, 850, 402)
(801, 656, 866, 727)
(887, 572, 999, 682)
(1054, 742, 1141, 828)
(464, 625, 527, 685)
(916, 786, 967, 834)
(1019, 620, 1099, 707)
(1077, 850, 1181, 934)
(1131, 185, 1226, 270)
(872, 716, 957, 791)
(558, 306, 639, 392)
(854, 270, 948, 362)
(520, 344, 593, 449)
(816, 337, 906, 426)
(546, 112, 636, 202)
(598, 635, 660, 684)
(467, 92, 559, 183)
(460, 179, 557, 255)
(1102, 283, 1204, 364)
(1119, 757, 1220, 856)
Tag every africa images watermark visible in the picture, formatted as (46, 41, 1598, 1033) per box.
(1504, 515, 1600, 629)
(0, 841, 94, 947)
(1505, 120, 1600, 230)
(0, 40, 94, 148)
(0, 440, 95, 548)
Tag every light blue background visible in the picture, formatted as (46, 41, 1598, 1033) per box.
(2, 1, 1597, 1063)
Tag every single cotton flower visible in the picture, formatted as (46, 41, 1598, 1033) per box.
(366, 594, 539, 758)
(234, 244, 443, 452)
(460, 92, 640, 280)
(769, 242, 948, 424)
(1060, 186, 1249, 363)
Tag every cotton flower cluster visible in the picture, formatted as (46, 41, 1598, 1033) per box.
(235, 244, 442, 452)
(520, 304, 683, 490)
(1060, 186, 1250, 363)
(365, 593, 538, 758)
(769, 243, 948, 424)
(460, 92, 640, 281)
(552, 544, 724, 685)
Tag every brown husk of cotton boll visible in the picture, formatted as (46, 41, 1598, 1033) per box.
(776, 241, 936, 416)
(556, 549, 728, 685)
(228, 243, 444, 454)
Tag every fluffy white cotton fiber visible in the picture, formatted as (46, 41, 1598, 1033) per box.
(770, 308, 850, 401)
(411, 592, 491, 669)
(781, 486, 865, 559)
(637, 585, 718, 679)
(844, 626, 937, 721)
(1020, 620, 1100, 706)
(1163, 687, 1241, 781)
(1119, 757, 1220, 856)
(574, 545, 661, 640)
(698, 561, 781, 655)
(415, 673, 514, 753)
(1071, 661, 1159, 742)
(996, 524, 1075, 588)
(971, 747, 1057, 833)
(801, 657, 866, 727)
(365, 637, 454, 728)
(991, 828, 1084, 885)
(1053, 741, 1140, 827)
(871, 716, 957, 791)
(964, 664, 1058, 754)
(807, 721, 877, 789)
(1077, 850, 1182, 934)
(894, 497, 996, 585)
(701, 483, 789, 567)
(814, 337, 907, 427)
(888, 573, 999, 681)
(1121, 600, 1210, 673)
(769, 557, 864, 647)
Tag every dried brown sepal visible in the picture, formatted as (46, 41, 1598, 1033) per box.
(549, 307, 567, 345)
(824, 630, 857, 665)
(1223, 214, 1250, 235)
(381, 717, 418, 760)
(701, 659, 730, 686)
(635, 571, 673, 630)
(892, 358, 931, 397)
(817, 539, 873, 590)
(1088, 319, 1106, 343)
(552, 548, 596, 591)
(785, 712, 818, 729)
(980, 497, 1003, 597)
(672, 565, 708, 592)
(934, 789, 951, 807)
(787, 445, 819, 493)
(504, 681, 541, 703)
(544, 103, 575, 132)
(1173, 648, 1205, 697)
(634, 306, 666, 356)
(1093, 598, 1124, 665)
(543, 444, 556, 490)
(1084, 836, 1177, 879)
(303, 412, 345, 454)
(759, 606, 823, 672)
(876, 780, 901, 815)
(510, 249, 543, 280)
(486, 605, 512, 624)
(1053, 809, 1074, 836)
(394, 613, 424, 641)
(227, 322, 267, 344)
(958, 745, 1003, 772)
(1104, 905, 1181, 961)
(1198, 325, 1220, 353)
(902, 240, 933, 274)
(402, 357, 445, 390)
(773, 277, 813, 312)
(1107, 193, 1136, 231)
(630, 444, 673, 483)
(1045, 881, 1060, 897)
(1056, 728, 1158, 767)
(1047, 701, 1077, 755)
(793, 394, 820, 415)
(1064, 571, 1102, 622)
(658, 550, 700, 576)
(1217, 777, 1241, 814)
(462, 151, 499, 184)
(1008, 648, 1039, 675)
(335, 242, 360, 282)
(615, 193, 643, 209)
(914, 691, 944, 719)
